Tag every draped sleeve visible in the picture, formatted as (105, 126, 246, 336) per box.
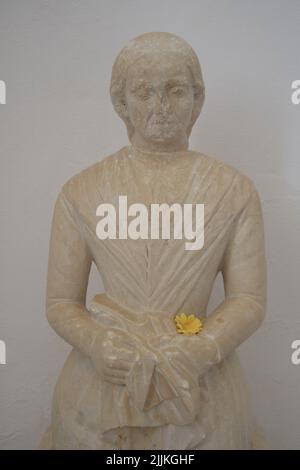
(204, 180, 267, 359)
(46, 184, 97, 357)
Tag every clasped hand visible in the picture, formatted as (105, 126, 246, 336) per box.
(90, 328, 139, 385)
(90, 327, 218, 386)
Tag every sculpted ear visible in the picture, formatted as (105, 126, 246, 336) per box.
(115, 97, 129, 119)
(121, 100, 129, 118)
(188, 88, 205, 136)
(110, 87, 134, 139)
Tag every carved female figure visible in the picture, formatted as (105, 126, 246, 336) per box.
(41, 32, 267, 450)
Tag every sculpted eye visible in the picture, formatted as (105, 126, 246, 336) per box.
(134, 86, 153, 100)
(169, 87, 185, 97)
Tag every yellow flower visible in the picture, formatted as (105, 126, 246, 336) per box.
(174, 313, 203, 335)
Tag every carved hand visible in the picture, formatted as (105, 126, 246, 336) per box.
(158, 332, 220, 382)
(90, 329, 140, 385)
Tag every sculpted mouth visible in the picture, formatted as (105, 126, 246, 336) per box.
(153, 119, 172, 125)
(151, 114, 170, 122)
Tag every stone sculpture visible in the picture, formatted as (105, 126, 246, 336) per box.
(40, 32, 267, 450)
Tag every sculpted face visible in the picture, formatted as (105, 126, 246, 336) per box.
(110, 33, 205, 152)
(124, 53, 195, 150)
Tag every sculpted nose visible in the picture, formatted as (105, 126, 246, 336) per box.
(154, 92, 170, 114)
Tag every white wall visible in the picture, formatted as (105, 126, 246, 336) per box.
(0, 0, 299, 449)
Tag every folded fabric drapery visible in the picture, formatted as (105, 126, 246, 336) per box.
(88, 293, 212, 444)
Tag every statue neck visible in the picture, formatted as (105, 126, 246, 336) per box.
(129, 134, 189, 155)
(128, 143, 190, 166)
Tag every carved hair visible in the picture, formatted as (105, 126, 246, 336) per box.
(110, 32, 205, 140)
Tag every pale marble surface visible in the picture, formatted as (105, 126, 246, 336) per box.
(41, 33, 267, 449)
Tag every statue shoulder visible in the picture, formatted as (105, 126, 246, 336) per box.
(215, 159, 262, 213)
(192, 150, 261, 210)
(59, 147, 125, 204)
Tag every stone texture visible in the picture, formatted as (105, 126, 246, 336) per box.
(41, 32, 267, 450)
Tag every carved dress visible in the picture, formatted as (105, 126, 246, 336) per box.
(41, 145, 267, 449)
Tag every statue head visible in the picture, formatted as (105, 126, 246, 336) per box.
(110, 32, 205, 151)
